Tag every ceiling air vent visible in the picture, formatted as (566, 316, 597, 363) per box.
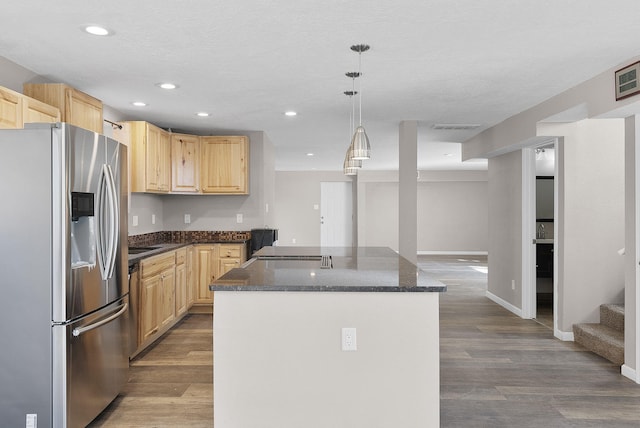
(432, 123, 481, 130)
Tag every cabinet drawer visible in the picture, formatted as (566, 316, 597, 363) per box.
(175, 248, 187, 265)
(140, 252, 176, 278)
(219, 245, 242, 258)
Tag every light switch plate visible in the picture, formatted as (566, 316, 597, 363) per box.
(236, 213, 243, 223)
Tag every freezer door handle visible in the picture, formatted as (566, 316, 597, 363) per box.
(72, 302, 128, 337)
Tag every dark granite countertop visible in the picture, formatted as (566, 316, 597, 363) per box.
(127, 240, 249, 265)
(209, 246, 446, 293)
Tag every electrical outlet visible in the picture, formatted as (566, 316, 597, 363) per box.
(236, 213, 243, 223)
(184, 214, 191, 224)
(132, 215, 138, 227)
(313, 204, 319, 210)
(151, 214, 156, 224)
(342, 327, 357, 351)
(265, 203, 269, 213)
(511, 279, 516, 290)
(292, 238, 296, 244)
(26, 414, 37, 428)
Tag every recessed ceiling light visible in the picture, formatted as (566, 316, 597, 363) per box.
(196, 112, 210, 117)
(306, 153, 314, 157)
(132, 101, 147, 107)
(84, 26, 110, 36)
(157, 82, 177, 90)
(284, 111, 297, 117)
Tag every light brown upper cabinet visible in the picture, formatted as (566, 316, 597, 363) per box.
(23, 83, 103, 133)
(0, 85, 60, 129)
(200, 136, 248, 194)
(171, 133, 200, 193)
(115, 121, 171, 193)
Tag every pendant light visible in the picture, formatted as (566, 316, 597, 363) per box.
(348, 44, 371, 160)
(344, 72, 362, 175)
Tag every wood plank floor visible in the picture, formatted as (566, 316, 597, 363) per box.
(90, 255, 640, 427)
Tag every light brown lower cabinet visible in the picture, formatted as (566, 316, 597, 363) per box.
(133, 243, 245, 357)
(134, 246, 193, 357)
(193, 243, 247, 306)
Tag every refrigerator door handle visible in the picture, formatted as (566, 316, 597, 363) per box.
(72, 302, 128, 337)
(104, 164, 119, 279)
(96, 164, 119, 280)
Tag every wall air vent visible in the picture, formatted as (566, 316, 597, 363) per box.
(615, 61, 640, 100)
(432, 123, 481, 130)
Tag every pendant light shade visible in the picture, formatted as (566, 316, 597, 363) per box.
(349, 125, 370, 160)
(343, 152, 361, 175)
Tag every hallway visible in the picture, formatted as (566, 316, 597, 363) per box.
(424, 255, 640, 427)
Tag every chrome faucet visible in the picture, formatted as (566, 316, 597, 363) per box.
(537, 223, 545, 239)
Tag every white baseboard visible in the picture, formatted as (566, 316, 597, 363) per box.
(554, 329, 574, 341)
(622, 364, 640, 383)
(485, 291, 523, 317)
(418, 251, 488, 256)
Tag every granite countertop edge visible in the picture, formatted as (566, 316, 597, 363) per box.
(209, 284, 447, 293)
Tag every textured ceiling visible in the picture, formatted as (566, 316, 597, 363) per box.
(2, 0, 640, 170)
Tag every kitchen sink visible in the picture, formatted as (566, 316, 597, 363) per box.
(128, 246, 160, 255)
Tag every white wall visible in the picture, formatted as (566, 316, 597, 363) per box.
(356, 170, 488, 253)
(274, 171, 352, 246)
(487, 151, 523, 308)
(539, 119, 625, 331)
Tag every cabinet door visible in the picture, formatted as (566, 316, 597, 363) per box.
(22, 96, 60, 124)
(65, 88, 103, 133)
(195, 245, 218, 304)
(171, 133, 200, 192)
(186, 246, 195, 308)
(140, 274, 162, 343)
(200, 136, 248, 194)
(160, 266, 176, 327)
(175, 262, 187, 317)
(0, 87, 22, 129)
(146, 124, 171, 192)
(219, 258, 241, 276)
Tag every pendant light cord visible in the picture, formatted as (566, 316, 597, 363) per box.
(358, 51, 363, 126)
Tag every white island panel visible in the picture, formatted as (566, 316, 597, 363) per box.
(213, 291, 440, 428)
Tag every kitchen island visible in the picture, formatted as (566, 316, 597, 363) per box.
(210, 247, 445, 428)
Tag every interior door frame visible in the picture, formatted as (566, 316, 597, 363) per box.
(522, 138, 558, 325)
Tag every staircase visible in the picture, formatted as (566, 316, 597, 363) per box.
(573, 304, 624, 365)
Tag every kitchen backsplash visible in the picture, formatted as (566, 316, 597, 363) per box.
(128, 230, 251, 246)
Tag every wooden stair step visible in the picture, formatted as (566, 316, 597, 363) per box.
(573, 323, 624, 365)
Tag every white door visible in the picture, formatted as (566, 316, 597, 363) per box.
(320, 182, 353, 247)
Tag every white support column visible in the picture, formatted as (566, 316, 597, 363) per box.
(399, 121, 418, 264)
(623, 115, 640, 383)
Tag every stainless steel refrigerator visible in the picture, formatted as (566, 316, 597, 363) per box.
(0, 123, 129, 427)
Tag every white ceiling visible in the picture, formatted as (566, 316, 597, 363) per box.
(2, 0, 640, 171)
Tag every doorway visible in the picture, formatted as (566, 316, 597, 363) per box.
(320, 182, 353, 247)
(523, 141, 557, 328)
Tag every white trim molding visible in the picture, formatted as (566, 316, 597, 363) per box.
(418, 251, 488, 256)
(622, 364, 640, 383)
(486, 291, 523, 317)
(554, 329, 574, 341)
